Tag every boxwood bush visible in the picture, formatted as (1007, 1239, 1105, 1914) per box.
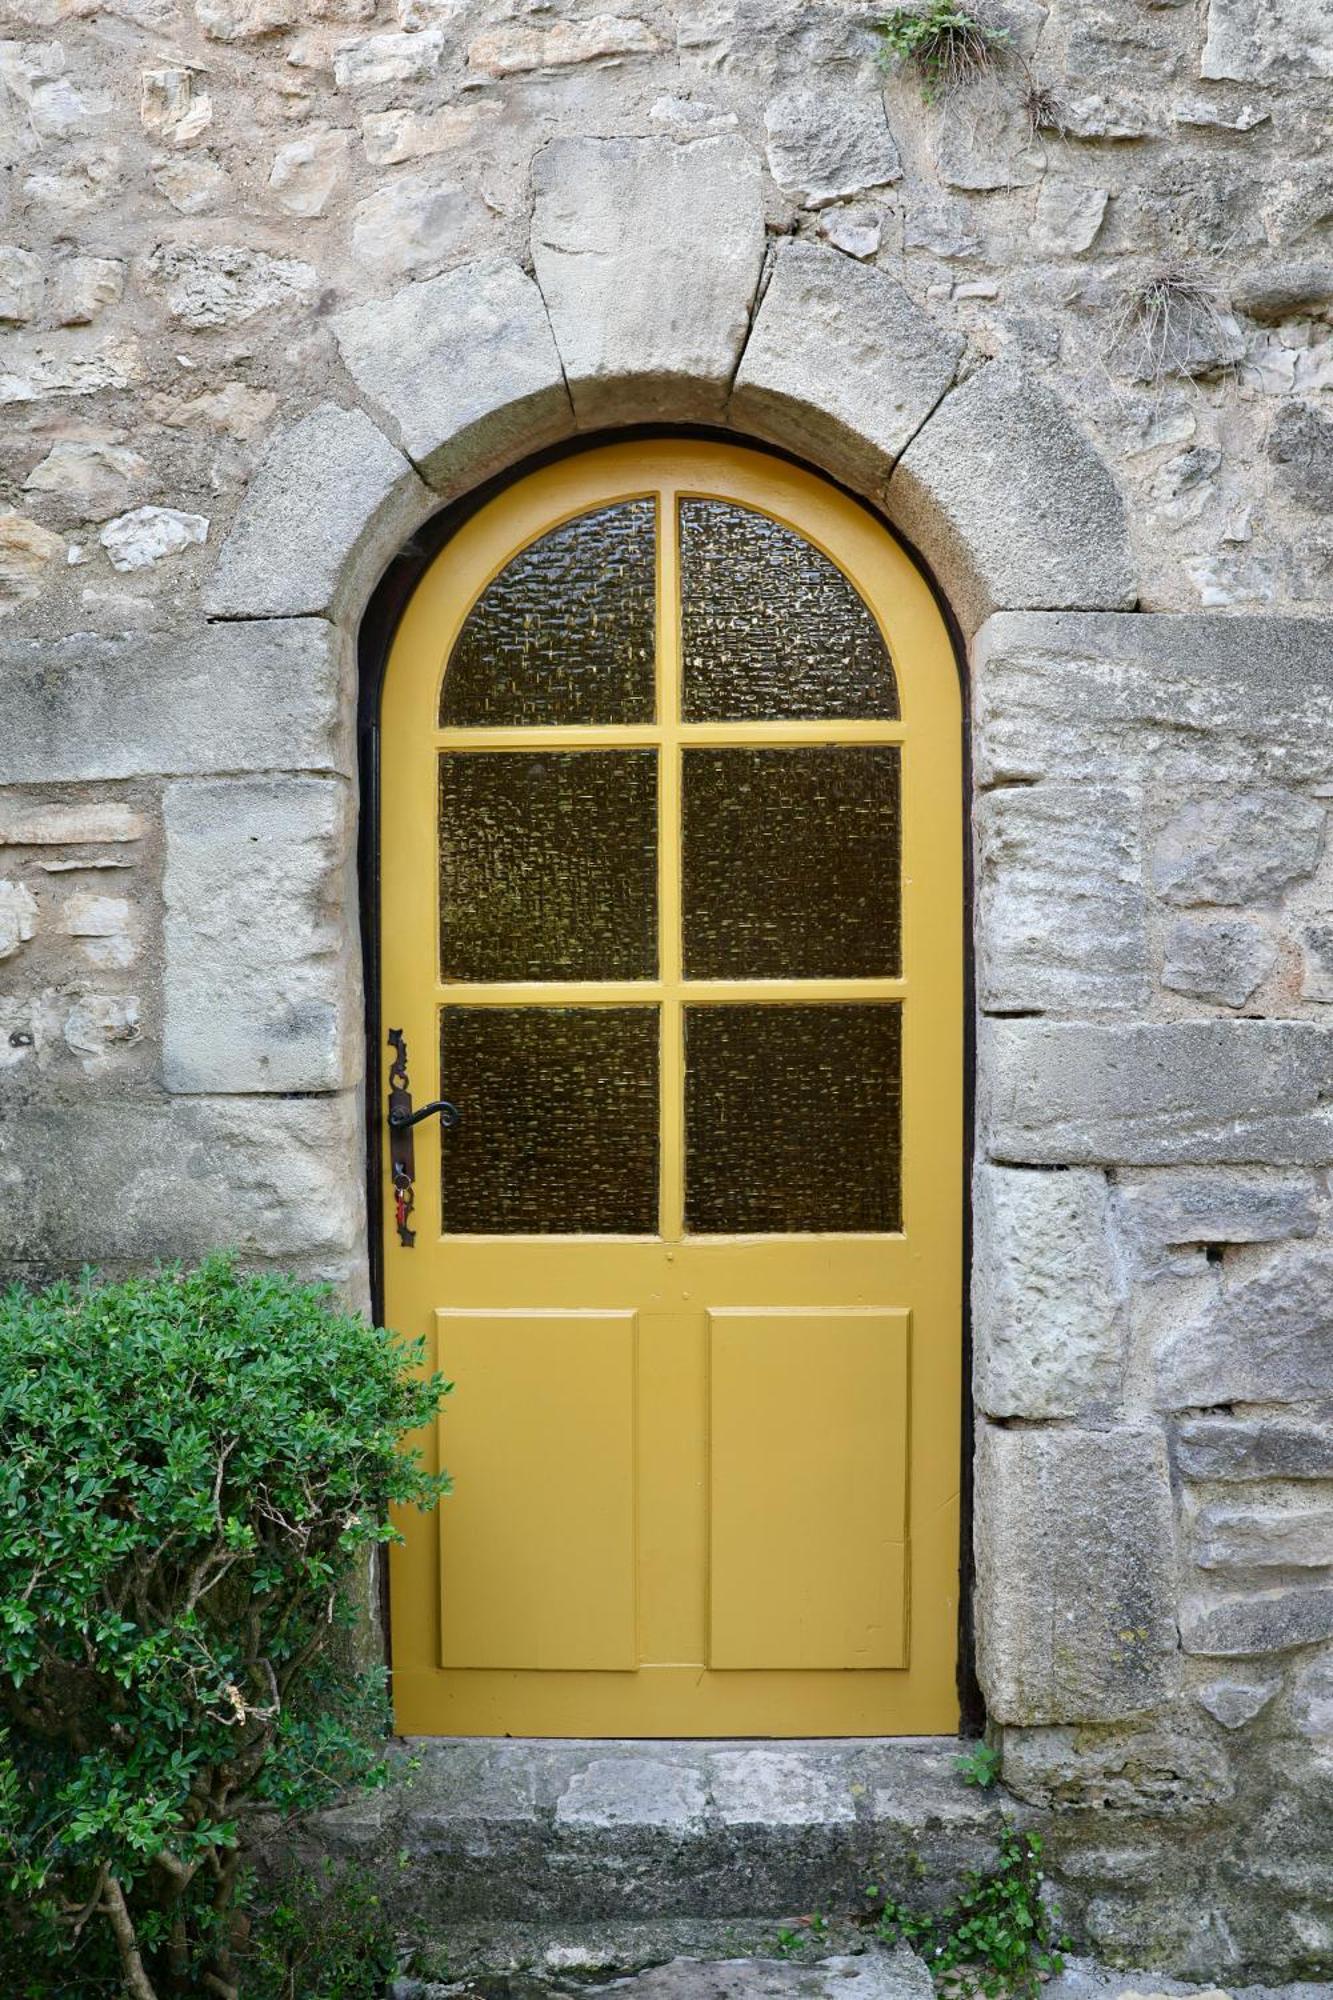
(0, 1255, 449, 1999)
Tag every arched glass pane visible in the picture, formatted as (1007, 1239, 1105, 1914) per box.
(440, 500, 657, 727)
(679, 498, 898, 722)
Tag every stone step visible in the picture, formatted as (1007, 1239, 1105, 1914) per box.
(394, 1942, 932, 2000)
(310, 1738, 1009, 1930)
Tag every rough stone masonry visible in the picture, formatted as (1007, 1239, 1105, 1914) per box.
(2, 0, 1333, 1981)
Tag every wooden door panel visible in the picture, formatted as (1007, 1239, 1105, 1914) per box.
(436, 1309, 638, 1671)
(707, 1309, 909, 1670)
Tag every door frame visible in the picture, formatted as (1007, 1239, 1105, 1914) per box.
(355, 424, 983, 1733)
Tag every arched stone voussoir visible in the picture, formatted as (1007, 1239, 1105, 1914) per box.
(531, 133, 765, 426)
(730, 238, 964, 503)
(332, 259, 575, 498)
(887, 359, 1138, 635)
(203, 402, 434, 624)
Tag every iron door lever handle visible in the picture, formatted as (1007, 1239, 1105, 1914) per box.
(388, 1098, 461, 1131)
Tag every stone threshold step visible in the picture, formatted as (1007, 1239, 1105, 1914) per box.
(393, 1942, 931, 2000)
(310, 1738, 1008, 1925)
(400, 1916, 880, 1988)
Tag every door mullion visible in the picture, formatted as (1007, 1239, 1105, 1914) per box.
(658, 485, 685, 1242)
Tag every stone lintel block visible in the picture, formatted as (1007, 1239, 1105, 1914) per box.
(983, 1021, 1333, 1167)
(972, 1165, 1124, 1419)
(972, 611, 1333, 789)
(333, 260, 574, 496)
(1156, 1248, 1333, 1410)
(729, 240, 961, 496)
(163, 776, 359, 1095)
(887, 361, 1136, 637)
(204, 402, 433, 622)
(1174, 1415, 1333, 1483)
(0, 1093, 365, 1285)
(531, 135, 765, 425)
(1181, 1586, 1333, 1657)
(974, 1423, 1179, 1725)
(0, 620, 351, 784)
(975, 781, 1148, 1016)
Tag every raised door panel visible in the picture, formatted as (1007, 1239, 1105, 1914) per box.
(707, 1308, 909, 1670)
(436, 1309, 638, 1670)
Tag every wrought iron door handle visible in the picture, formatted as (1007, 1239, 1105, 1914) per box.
(388, 1098, 460, 1131)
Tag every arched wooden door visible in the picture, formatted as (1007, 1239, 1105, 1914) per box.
(381, 438, 962, 1737)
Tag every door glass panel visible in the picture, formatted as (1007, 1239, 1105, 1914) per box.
(440, 1006, 659, 1234)
(684, 1003, 902, 1234)
(682, 746, 901, 978)
(679, 498, 898, 722)
(440, 501, 656, 727)
(439, 750, 658, 982)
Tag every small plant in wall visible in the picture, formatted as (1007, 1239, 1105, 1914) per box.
(867, 1827, 1068, 1999)
(1108, 267, 1247, 389)
(0, 1255, 450, 2000)
(874, 2, 1011, 102)
(954, 1740, 1003, 1790)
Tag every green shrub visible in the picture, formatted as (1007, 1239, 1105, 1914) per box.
(0, 1255, 449, 1999)
(875, 3, 1010, 100)
(237, 1860, 398, 2000)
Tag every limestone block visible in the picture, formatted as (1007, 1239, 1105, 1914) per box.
(762, 86, 901, 207)
(0, 511, 63, 612)
(0, 881, 38, 958)
(1301, 920, 1333, 1001)
(333, 261, 573, 495)
(730, 239, 961, 495)
(360, 99, 500, 168)
(971, 1166, 1124, 1419)
(0, 331, 141, 405)
(143, 243, 317, 331)
(578, 1959, 933, 2000)
(982, 1021, 1333, 1166)
(975, 782, 1148, 1016)
(1156, 1248, 1333, 1408)
(889, 363, 1136, 635)
(531, 135, 764, 424)
(554, 1758, 707, 1830)
(63, 993, 140, 1059)
(1153, 789, 1325, 906)
(204, 403, 433, 622)
(0, 801, 144, 844)
(61, 892, 129, 937)
(348, 173, 491, 284)
(100, 505, 208, 573)
(1031, 183, 1110, 257)
(707, 1748, 856, 1825)
(974, 1425, 1178, 1724)
(332, 28, 444, 88)
(268, 127, 349, 217)
(1290, 1652, 1333, 1762)
(0, 621, 352, 783)
(1161, 915, 1278, 1008)
(1175, 1415, 1333, 1482)
(0, 1094, 365, 1281)
(1115, 1170, 1319, 1278)
(999, 1721, 1232, 1813)
(23, 440, 148, 521)
(1195, 1676, 1278, 1728)
(1193, 1502, 1333, 1571)
(1266, 398, 1333, 512)
(0, 245, 42, 324)
(1181, 1586, 1333, 1656)
(163, 776, 358, 1095)
(1202, 0, 1333, 80)
(468, 16, 661, 74)
(971, 612, 1333, 791)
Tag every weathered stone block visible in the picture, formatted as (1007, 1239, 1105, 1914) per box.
(1156, 1248, 1333, 1408)
(1174, 1415, 1333, 1482)
(163, 777, 358, 1094)
(1193, 1501, 1333, 1571)
(983, 1021, 1333, 1166)
(1160, 915, 1277, 1009)
(0, 1094, 365, 1284)
(972, 613, 1333, 790)
(730, 240, 961, 495)
(975, 781, 1148, 1015)
(999, 1720, 1232, 1814)
(1181, 1587, 1333, 1656)
(531, 136, 764, 424)
(1290, 1651, 1333, 1763)
(972, 1166, 1123, 1419)
(974, 1425, 1178, 1724)
(1194, 1676, 1278, 1729)
(0, 621, 351, 782)
(333, 261, 573, 495)
(762, 87, 902, 207)
(1153, 788, 1325, 906)
(1115, 1170, 1319, 1278)
(889, 362, 1136, 635)
(204, 403, 433, 622)
(1202, 0, 1333, 81)
(555, 1759, 707, 1831)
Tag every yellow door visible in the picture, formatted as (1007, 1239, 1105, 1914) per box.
(381, 438, 962, 1737)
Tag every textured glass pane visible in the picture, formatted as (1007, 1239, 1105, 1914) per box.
(441, 1007, 659, 1234)
(683, 746, 900, 978)
(441, 501, 656, 726)
(679, 499, 898, 721)
(439, 751, 657, 981)
(685, 1005, 901, 1234)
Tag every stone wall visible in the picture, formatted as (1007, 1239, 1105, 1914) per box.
(3, 0, 1333, 1977)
